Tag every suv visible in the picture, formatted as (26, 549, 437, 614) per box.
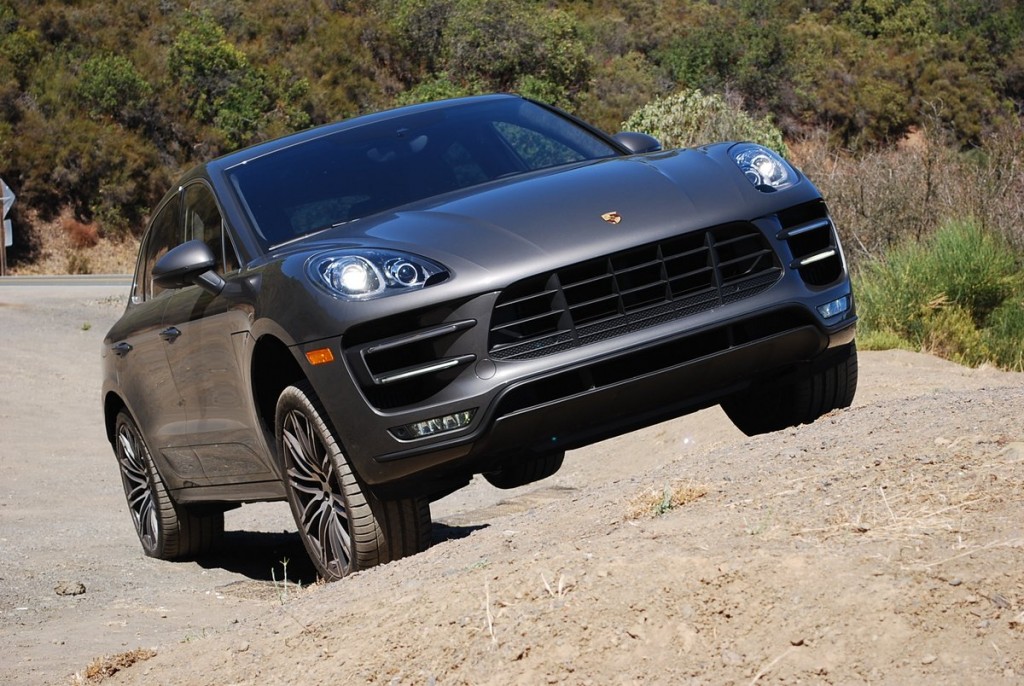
(102, 95, 857, 580)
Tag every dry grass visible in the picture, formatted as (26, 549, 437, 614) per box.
(788, 436, 1024, 571)
(792, 122, 1024, 268)
(626, 480, 708, 520)
(71, 648, 156, 684)
(62, 217, 100, 249)
(9, 209, 138, 275)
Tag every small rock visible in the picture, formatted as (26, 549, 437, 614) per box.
(54, 581, 86, 597)
(235, 641, 250, 653)
(721, 649, 744, 666)
(921, 654, 937, 665)
(790, 637, 805, 647)
(949, 579, 962, 587)
(1000, 442, 1024, 462)
(989, 593, 1011, 609)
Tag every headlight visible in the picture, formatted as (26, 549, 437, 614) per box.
(731, 143, 798, 193)
(310, 249, 449, 300)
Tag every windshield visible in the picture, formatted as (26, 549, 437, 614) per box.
(226, 98, 620, 247)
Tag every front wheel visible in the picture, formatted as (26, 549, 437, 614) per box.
(722, 342, 858, 436)
(113, 410, 223, 559)
(276, 382, 431, 581)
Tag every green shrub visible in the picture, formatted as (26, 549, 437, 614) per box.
(919, 304, 991, 368)
(384, 0, 590, 107)
(854, 219, 1024, 369)
(167, 11, 309, 149)
(0, 25, 41, 86)
(77, 54, 152, 125)
(575, 51, 661, 134)
(982, 298, 1024, 371)
(621, 89, 787, 155)
(396, 72, 477, 106)
(925, 220, 1017, 323)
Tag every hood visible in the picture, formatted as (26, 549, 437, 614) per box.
(292, 147, 817, 285)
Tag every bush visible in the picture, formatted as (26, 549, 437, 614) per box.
(395, 72, 477, 106)
(982, 298, 1024, 371)
(622, 89, 787, 155)
(167, 11, 309, 149)
(854, 219, 1024, 369)
(77, 53, 152, 125)
(382, 0, 590, 108)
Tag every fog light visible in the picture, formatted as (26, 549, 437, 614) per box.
(391, 409, 476, 440)
(817, 295, 850, 319)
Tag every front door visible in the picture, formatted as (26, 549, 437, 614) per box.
(159, 182, 274, 484)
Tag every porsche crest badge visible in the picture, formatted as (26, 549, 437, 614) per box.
(601, 211, 622, 225)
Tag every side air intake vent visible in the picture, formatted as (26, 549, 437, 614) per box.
(776, 201, 844, 287)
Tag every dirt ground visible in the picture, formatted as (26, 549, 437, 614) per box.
(1, 279, 1022, 685)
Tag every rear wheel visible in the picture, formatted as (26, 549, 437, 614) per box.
(484, 451, 565, 489)
(722, 342, 858, 436)
(113, 410, 223, 559)
(276, 382, 431, 581)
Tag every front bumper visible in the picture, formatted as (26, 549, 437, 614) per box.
(303, 297, 855, 492)
(300, 200, 857, 492)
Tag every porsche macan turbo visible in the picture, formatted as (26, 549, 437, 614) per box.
(102, 94, 857, 580)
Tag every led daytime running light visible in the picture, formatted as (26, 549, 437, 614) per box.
(390, 409, 476, 440)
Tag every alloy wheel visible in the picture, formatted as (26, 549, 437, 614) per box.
(116, 420, 159, 553)
(281, 407, 353, 578)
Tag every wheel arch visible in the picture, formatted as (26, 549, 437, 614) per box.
(250, 334, 307, 446)
(103, 391, 129, 446)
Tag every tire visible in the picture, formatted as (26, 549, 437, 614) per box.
(484, 451, 565, 490)
(113, 410, 224, 560)
(722, 342, 858, 437)
(275, 381, 431, 581)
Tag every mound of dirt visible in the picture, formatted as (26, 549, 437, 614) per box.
(105, 385, 1024, 685)
(0, 281, 1021, 685)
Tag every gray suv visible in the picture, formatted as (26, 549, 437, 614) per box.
(102, 95, 857, 580)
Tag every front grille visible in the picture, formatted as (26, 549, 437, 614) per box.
(489, 223, 782, 360)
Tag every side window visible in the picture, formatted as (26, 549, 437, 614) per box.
(183, 183, 239, 276)
(143, 193, 182, 300)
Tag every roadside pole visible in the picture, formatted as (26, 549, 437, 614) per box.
(1, 177, 14, 276)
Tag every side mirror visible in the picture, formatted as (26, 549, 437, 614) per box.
(613, 131, 663, 155)
(152, 239, 226, 295)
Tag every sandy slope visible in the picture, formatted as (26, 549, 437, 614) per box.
(0, 281, 1021, 685)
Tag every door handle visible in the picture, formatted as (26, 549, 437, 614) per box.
(112, 342, 133, 357)
(159, 326, 182, 342)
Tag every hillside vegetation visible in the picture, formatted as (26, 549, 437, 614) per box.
(1, 0, 1023, 366)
